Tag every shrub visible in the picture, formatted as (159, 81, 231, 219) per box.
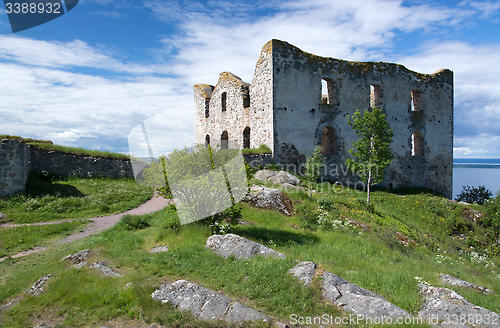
(317, 196, 335, 211)
(119, 214, 150, 230)
(455, 185, 492, 205)
(304, 146, 325, 183)
(446, 210, 473, 235)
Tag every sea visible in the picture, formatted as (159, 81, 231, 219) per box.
(453, 159, 500, 199)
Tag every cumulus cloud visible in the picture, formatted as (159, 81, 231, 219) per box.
(1, 0, 500, 158)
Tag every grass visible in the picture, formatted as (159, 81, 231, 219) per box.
(241, 144, 272, 155)
(0, 170, 154, 224)
(0, 175, 499, 327)
(29, 143, 130, 160)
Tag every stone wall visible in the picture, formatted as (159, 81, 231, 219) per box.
(0, 140, 134, 198)
(29, 146, 134, 179)
(269, 40, 453, 198)
(0, 139, 31, 197)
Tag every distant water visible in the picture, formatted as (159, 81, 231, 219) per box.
(453, 161, 500, 199)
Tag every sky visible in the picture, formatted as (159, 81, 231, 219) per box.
(1, 0, 500, 158)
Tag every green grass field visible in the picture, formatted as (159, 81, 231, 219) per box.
(0, 172, 499, 327)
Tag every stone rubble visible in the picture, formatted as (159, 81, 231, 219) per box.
(29, 274, 52, 296)
(90, 262, 122, 277)
(151, 280, 270, 323)
(62, 249, 92, 268)
(439, 274, 494, 295)
(206, 233, 286, 260)
(288, 261, 316, 286)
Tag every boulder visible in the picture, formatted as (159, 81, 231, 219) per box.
(280, 183, 302, 192)
(322, 271, 411, 318)
(62, 249, 91, 268)
(29, 274, 51, 296)
(0, 213, 5, 220)
(150, 246, 169, 253)
(254, 170, 277, 182)
(439, 274, 494, 294)
(151, 280, 270, 323)
(245, 187, 294, 216)
(417, 284, 499, 328)
(288, 261, 316, 286)
(206, 233, 286, 260)
(268, 171, 300, 186)
(90, 262, 122, 277)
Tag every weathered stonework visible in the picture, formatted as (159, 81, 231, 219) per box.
(0, 139, 31, 197)
(195, 39, 454, 198)
(0, 141, 134, 198)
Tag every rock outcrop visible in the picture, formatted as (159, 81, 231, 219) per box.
(417, 284, 499, 328)
(151, 280, 270, 323)
(29, 274, 52, 296)
(268, 171, 300, 186)
(62, 249, 91, 268)
(439, 274, 494, 295)
(288, 261, 316, 286)
(90, 262, 122, 277)
(322, 271, 411, 319)
(254, 169, 277, 182)
(150, 246, 169, 253)
(206, 233, 286, 260)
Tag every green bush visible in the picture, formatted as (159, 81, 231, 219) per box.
(456, 185, 492, 205)
(317, 196, 335, 211)
(119, 214, 150, 230)
(446, 210, 473, 235)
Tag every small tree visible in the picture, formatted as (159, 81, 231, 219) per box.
(346, 108, 394, 205)
(455, 185, 492, 205)
(304, 146, 325, 183)
(484, 193, 500, 246)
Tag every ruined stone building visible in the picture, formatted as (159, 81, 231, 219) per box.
(194, 40, 453, 198)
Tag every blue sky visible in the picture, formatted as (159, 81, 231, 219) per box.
(1, 0, 500, 158)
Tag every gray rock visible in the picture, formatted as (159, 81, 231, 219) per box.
(289, 261, 316, 286)
(439, 274, 494, 294)
(29, 274, 51, 296)
(322, 271, 410, 318)
(245, 187, 294, 216)
(418, 284, 499, 328)
(280, 183, 302, 191)
(151, 280, 270, 323)
(62, 249, 91, 268)
(90, 262, 122, 277)
(268, 171, 301, 186)
(33, 323, 51, 328)
(254, 169, 277, 181)
(0, 213, 5, 220)
(150, 246, 169, 253)
(206, 233, 286, 260)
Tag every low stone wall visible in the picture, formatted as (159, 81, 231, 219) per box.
(29, 146, 134, 179)
(0, 140, 134, 198)
(0, 139, 31, 197)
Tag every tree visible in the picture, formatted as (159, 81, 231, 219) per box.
(346, 107, 394, 205)
(484, 192, 500, 247)
(304, 146, 325, 183)
(455, 185, 492, 205)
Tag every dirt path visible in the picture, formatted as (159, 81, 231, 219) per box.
(0, 192, 172, 261)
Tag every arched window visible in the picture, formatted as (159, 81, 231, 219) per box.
(412, 132, 424, 156)
(205, 134, 210, 147)
(321, 126, 336, 155)
(243, 127, 250, 149)
(411, 90, 421, 112)
(370, 84, 381, 108)
(221, 92, 227, 112)
(221, 131, 228, 149)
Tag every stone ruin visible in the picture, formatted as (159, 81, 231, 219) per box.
(194, 39, 453, 198)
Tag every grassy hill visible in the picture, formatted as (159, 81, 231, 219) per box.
(0, 171, 498, 327)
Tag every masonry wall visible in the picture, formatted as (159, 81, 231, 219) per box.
(269, 40, 453, 198)
(29, 146, 134, 179)
(0, 139, 31, 197)
(0, 141, 134, 198)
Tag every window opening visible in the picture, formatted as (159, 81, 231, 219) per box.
(412, 132, 424, 156)
(221, 131, 228, 150)
(411, 90, 421, 112)
(205, 134, 210, 147)
(321, 126, 336, 155)
(222, 92, 227, 112)
(370, 84, 381, 108)
(243, 127, 250, 149)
